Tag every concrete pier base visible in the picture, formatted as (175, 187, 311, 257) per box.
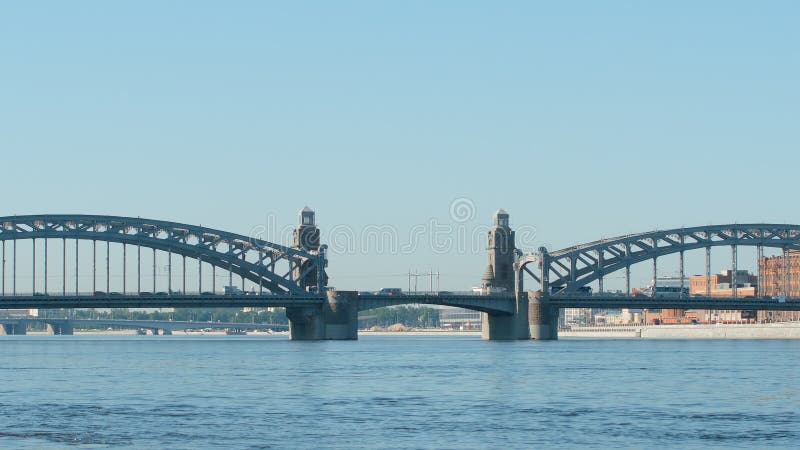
(287, 291, 358, 340)
(481, 292, 531, 340)
(0, 322, 27, 335)
(529, 291, 559, 340)
(322, 291, 358, 340)
(286, 305, 325, 340)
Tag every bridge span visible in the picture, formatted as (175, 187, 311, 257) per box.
(3, 210, 800, 340)
(0, 293, 324, 310)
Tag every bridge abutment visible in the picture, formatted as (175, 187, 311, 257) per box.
(529, 291, 558, 340)
(481, 292, 530, 340)
(287, 291, 358, 340)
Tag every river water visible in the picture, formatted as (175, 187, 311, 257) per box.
(0, 335, 798, 449)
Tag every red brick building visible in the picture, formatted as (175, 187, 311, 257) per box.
(759, 252, 800, 322)
(688, 270, 758, 323)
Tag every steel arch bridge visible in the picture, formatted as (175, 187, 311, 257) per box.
(517, 224, 800, 295)
(0, 214, 327, 295)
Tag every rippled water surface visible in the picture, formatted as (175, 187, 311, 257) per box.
(1, 335, 798, 449)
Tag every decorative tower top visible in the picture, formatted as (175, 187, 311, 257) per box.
(300, 206, 315, 227)
(294, 206, 320, 251)
(494, 209, 509, 228)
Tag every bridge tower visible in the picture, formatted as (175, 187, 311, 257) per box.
(481, 209, 516, 293)
(480, 209, 530, 340)
(286, 207, 356, 340)
(292, 207, 327, 291)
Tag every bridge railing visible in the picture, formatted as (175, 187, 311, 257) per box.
(359, 291, 515, 297)
(0, 291, 323, 298)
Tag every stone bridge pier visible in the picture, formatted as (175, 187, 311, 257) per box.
(0, 322, 27, 335)
(529, 291, 559, 340)
(481, 292, 530, 340)
(286, 291, 358, 340)
(480, 291, 559, 340)
(285, 290, 558, 341)
(45, 321, 74, 335)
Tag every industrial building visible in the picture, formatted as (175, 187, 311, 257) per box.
(759, 251, 800, 322)
(688, 270, 758, 323)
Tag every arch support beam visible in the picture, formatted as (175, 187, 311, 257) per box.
(520, 224, 800, 295)
(0, 214, 327, 295)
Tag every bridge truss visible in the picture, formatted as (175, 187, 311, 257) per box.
(0, 215, 326, 296)
(517, 224, 800, 297)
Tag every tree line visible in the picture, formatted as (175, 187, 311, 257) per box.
(38, 305, 441, 328)
(358, 306, 440, 328)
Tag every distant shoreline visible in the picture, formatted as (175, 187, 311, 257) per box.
(360, 330, 481, 336)
(10, 324, 800, 339)
(560, 322, 800, 339)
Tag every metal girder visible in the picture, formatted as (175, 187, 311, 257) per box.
(519, 224, 800, 295)
(0, 215, 326, 294)
(522, 264, 540, 283)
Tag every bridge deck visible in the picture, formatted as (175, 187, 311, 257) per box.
(0, 293, 519, 315)
(357, 294, 517, 314)
(4, 293, 799, 315)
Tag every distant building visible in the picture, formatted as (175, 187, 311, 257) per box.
(688, 270, 758, 323)
(646, 277, 689, 324)
(438, 307, 481, 330)
(131, 308, 175, 313)
(0, 309, 37, 318)
(689, 270, 757, 297)
(759, 252, 800, 322)
(562, 308, 591, 326)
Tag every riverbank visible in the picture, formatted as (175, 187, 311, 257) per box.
(561, 322, 800, 339)
(21, 330, 289, 336)
(13, 324, 800, 339)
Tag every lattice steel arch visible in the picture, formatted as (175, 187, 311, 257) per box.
(0, 215, 327, 294)
(517, 224, 800, 295)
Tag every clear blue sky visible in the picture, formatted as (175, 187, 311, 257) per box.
(1, 1, 798, 290)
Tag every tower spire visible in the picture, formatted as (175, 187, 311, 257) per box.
(481, 209, 515, 292)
